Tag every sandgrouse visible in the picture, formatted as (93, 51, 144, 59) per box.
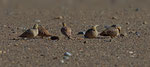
(38, 25, 51, 38)
(100, 25, 121, 38)
(19, 24, 39, 38)
(61, 22, 72, 39)
(84, 25, 99, 38)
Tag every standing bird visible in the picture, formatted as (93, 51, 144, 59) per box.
(84, 25, 99, 38)
(61, 22, 72, 39)
(38, 25, 52, 38)
(19, 24, 39, 38)
(100, 25, 121, 38)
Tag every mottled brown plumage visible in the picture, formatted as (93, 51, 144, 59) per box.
(38, 25, 51, 37)
(84, 25, 99, 38)
(100, 25, 121, 38)
(61, 23, 72, 39)
(19, 24, 39, 38)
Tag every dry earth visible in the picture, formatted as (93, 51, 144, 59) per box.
(0, 0, 150, 67)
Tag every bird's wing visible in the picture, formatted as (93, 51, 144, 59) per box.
(19, 29, 33, 37)
(38, 26, 51, 36)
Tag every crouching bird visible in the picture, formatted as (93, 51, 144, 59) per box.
(100, 25, 121, 38)
(38, 25, 52, 38)
(61, 22, 72, 39)
(84, 25, 99, 38)
(19, 24, 39, 38)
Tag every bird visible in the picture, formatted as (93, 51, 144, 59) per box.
(61, 22, 72, 39)
(84, 25, 99, 38)
(38, 25, 52, 38)
(100, 25, 121, 38)
(19, 24, 39, 38)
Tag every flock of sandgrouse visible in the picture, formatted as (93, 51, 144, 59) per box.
(19, 23, 121, 40)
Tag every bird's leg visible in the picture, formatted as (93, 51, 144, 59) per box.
(110, 36, 115, 42)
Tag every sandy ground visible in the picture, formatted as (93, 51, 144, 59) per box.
(0, 0, 150, 67)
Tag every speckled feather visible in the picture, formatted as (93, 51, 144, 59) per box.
(38, 25, 51, 37)
(84, 25, 99, 38)
(100, 25, 120, 38)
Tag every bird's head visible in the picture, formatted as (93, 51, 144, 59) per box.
(62, 22, 66, 27)
(33, 24, 39, 29)
(111, 25, 121, 33)
(92, 25, 99, 30)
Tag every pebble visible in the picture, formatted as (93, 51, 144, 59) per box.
(143, 21, 147, 24)
(111, 16, 118, 19)
(60, 60, 64, 63)
(0, 51, 2, 54)
(55, 16, 63, 19)
(135, 8, 139, 11)
(129, 51, 133, 54)
(135, 32, 140, 36)
(126, 22, 130, 25)
(63, 56, 69, 60)
(77, 32, 85, 35)
(0, 50, 6, 54)
(35, 19, 41, 23)
(3, 51, 6, 53)
(14, 44, 19, 46)
(3, 25, 7, 27)
(130, 54, 136, 58)
(127, 27, 130, 30)
(64, 52, 72, 56)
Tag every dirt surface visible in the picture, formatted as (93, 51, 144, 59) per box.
(0, 0, 150, 67)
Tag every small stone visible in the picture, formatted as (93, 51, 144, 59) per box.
(129, 51, 133, 54)
(40, 54, 45, 57)
(0, 50, 6, 54)
(130, 54, 136, 58)
(64, 52, 72, 56)
(63, 56, 69, 60)
(35, 19, 41, 23)
(77, 32, 85, 35)
(3, 51, 6, 53)
(127, 27, 130, 30)
(60, 60, 64, 63)
(135, 32, 140, 36)
(55, 16, 63, 19)
(3, 25, 7, 27)
(12, 38, 16, 40)
(14, 44, 19, 46)
(143, 21, 147, 24)
(126, 22, 130, 25)
(111, 16, 118, 19)
(23, 38, 27, 40)
(0, 51, 2, 54)
(135, 8, 139, 11)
